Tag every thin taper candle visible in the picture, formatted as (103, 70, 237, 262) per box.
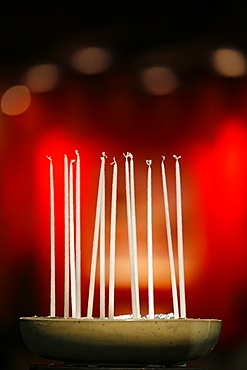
(173, 155, 186, 318)
(129, 153, 140, 318)
(146, 160, 154, 319)
(75, 150, 81, 318)
(124, 153, 136, 317)
(161, 156, 179, 318)
(47, 156, 55, 317)
(87, 153, 106, 318)
(100, 152, 107, 319)
(87, 158, 103, 318)
(69, 159, 76, 317)
(64, 154, 69, 317)
(108, 157, 118, 319)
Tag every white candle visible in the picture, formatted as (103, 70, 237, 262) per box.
(87, 153, 104, 318)
(47, 156, 56, 317)
(100, 152, 107, 319)
(108, 157, 118, 319)
(124, 152, 136, 317)
(146, 160, 154, 319)
(161, 156, 179, 319)
(69, 159, 76, 317)
(173, 155, 186, 318)
(75, 150, 81, 318)
(129, 153, 140, 318)
(64, 154, 69, 317)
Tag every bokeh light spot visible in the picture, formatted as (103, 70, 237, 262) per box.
(211, 48, 246, 77)
(70, 46, 112, 75)
(140, 66, 178, 95)
(1, 85, 31, 115)
(24, 63, 59, 93)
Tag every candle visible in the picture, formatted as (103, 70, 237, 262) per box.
(64, 154, 69, 317)
(146, 160, 154, 319)
(75, 150, 81, 318)
(47, 156, 55, 317)
(108, 157, 118, 319)
(124, 152, 136, 317)
(161, 156, 179, 319)
(100, 152, 107, 319)
(87, 153, 105, 318)
(173, 155, 186, 318)
(129, 153, 140, 318)
(69, 159, 76, 317)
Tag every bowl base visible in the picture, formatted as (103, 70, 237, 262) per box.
(30, 364, 208, 370)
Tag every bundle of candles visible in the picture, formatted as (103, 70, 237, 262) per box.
(47, 151, 186, 321)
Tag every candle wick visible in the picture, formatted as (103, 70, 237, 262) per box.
(146, 159, 152, 166)
(123, 152, 132, 159)
(173, 155, 181, 161)
(46, 156, 52, 162)
(101, 152, 108, 159)
(162, 155, 165, 162)
(110, 157, 116, 165)
(75, 150, 79, 156)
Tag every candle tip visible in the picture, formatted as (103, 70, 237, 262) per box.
(146, 159, 152, 166)
(173, 155, 181, 161)
(101, 152, 108, 159)
(75, 150, 79, 156)
(123, 152, 131, 159)
(46, 155, 52, 162)
(162, 155, 165, 161)
(111, 157, 117, 165)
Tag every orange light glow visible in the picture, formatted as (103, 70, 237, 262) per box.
(24, 63, 59, 93)
(140, 66, 178, 95)
(70, 46, 113, 75)
(211, 48, 246, 77)
(1, 85, 31, 115)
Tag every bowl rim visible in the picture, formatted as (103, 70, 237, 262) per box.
(19, 316, 222, 323)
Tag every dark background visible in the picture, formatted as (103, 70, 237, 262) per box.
(1, 2, 247, 74)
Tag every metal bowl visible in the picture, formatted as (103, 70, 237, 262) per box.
(19, 316, 222, 366)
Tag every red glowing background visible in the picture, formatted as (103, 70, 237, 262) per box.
(1, 75, 247, 362)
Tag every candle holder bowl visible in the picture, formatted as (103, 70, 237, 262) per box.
(19, 316, 221, 366)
